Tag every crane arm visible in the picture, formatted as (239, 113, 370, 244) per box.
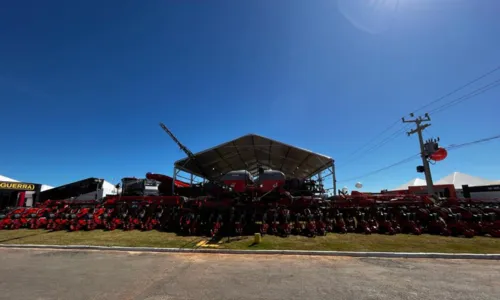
(159, 122, 212, 180)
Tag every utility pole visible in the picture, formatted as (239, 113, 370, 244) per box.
(402, 113, 435, 196)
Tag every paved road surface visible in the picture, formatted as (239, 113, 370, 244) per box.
(0, 248, 499, 300)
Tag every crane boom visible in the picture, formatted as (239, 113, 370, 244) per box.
(159, 122, 212, 180)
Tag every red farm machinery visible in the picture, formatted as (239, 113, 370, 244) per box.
(1, 122, 499, 239)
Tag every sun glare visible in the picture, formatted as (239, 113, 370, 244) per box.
(337, 0, 401, 34)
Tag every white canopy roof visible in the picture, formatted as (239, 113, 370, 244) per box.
(0, 175, 18, 182)
(392, 178, 426, 191)
(392, 172, 498, 191)
(435, 172, 497, 188)
(40, 185, 54, 191)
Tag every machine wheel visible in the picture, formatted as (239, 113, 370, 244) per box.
(464, 229, 475, 238)
(490, 229, 500, 238)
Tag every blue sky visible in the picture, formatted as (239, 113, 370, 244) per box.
(1, 0, 499, 192)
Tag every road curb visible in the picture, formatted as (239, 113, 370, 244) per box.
(1, 244, 499, 260)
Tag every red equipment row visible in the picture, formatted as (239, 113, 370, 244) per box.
(0, 193, 499, 238)
(0, 197, 183, 232)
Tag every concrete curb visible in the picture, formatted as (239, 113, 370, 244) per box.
(1, 244, 499, 260)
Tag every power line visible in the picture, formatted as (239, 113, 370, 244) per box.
(428, 78, 500, 115)
(338, 65, 500, 166)
(337, 124, 411, 168)
(337, 153, 420, 183)
(342, 119, 401, 159)
(337, 133, 500, 183)
(357, 124, 412, 156)
(445, 134, 500, 151)
(413, 64, 500, 114)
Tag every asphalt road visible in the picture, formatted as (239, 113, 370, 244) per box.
(0, 249, 499, 300)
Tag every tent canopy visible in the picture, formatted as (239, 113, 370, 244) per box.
(392, 172, 497, 191)
(0, 175, 18, 182)
(392, 178, 426, 191)
(174, 134, 334, 180)
(435, 172, 496, 188)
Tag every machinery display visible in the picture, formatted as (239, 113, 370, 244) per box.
(0, 123, 498, 239)
(1, 188, 499, 238)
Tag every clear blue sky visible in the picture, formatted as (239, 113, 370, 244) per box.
(1, 0, 499, 192)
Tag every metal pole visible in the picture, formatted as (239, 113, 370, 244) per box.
(332, 163, 337, 196)
(317, 172, 323, 196)
(95, 179, 100, 201)
(34, 185, 41, 206)
(172, 167, 178, 195)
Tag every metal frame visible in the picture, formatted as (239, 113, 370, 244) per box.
(327, 164, 337, 196)
(174, 156, 333, 179)
(309, 164, 337, 196)
(172, 158, 336, 196)
(172, 160, 207, 194)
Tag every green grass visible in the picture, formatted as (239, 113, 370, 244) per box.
(1, 229, 499, 253)
(0, 229, 204, 248)
(220, 234, 500, 253)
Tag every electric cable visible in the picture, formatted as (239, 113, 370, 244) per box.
(337, 153, 420, 183)
(338, 65, 500, 166)
(413, 64, 500, 114)
(336, 124, 411, 168)
(444, 134, 500, 151)
(337, 133, 500, 183)
(428, 79, 500, 115)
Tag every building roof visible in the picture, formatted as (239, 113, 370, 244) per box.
(174, 134, 334, 179)
(392, 178, 427, 191)
(0, 175, 18, 182)
(434, 172, 497, 188)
